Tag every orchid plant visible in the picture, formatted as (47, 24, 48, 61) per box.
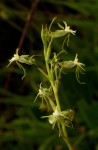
(7, 18, 85, 150)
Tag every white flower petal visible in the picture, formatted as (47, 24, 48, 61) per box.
(49, 115, 55, 124)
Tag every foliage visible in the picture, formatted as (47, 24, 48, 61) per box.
(0, 0, 98, 150)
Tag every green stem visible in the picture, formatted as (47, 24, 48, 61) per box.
(43, 34, 72, 150)
(44, 42, 61, 111)
(46, 59, 61, 111)
(62, 125, 73, 150)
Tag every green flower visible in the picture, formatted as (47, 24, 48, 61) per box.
(42, 102, 75, 136)
(50, 21, 76, 38)
(34, 83, 52, 109)
(49, 108, 75, 127)
(7, 48, 35, 79)
(60, 54, 85, 83)
(7, 48, 35, 66)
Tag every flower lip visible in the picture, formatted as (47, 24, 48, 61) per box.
(74, 54, 85, 69)
(63, 21, 76, 35)
(9, 54, 19, 62)
(65, 26, 76, 35)
(49, 108, 60, 124)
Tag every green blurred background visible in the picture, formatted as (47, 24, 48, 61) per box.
(0, 0, 98, 150)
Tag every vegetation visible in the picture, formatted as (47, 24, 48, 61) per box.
(0, 0, 98, 150)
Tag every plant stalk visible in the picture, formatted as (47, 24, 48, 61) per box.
(62, 125, 73, 150)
